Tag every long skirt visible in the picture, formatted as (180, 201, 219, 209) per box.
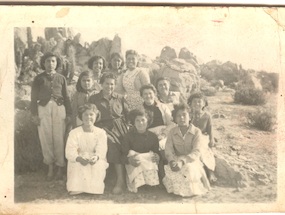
(163, 161, 210, 197)
(200, 134, 215, 171)
(125, 151, 159, 193)
(101, 118, 129, 164)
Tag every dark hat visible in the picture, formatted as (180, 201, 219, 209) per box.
(40, 52, 62, 70)
(87, 55, 106, 70)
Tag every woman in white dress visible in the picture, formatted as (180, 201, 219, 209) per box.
(116, 50, 150, 110)
(65, 103, 109, 195)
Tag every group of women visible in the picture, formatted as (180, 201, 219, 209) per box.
(31, 50, 216, 198)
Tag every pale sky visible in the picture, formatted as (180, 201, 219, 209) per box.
(28, 6, 284, 73)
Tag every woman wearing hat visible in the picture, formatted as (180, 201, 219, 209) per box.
(31, 52, 72, 181)
(87, 55, 107, 93)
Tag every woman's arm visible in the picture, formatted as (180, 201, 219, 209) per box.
(95, 129, 108, 160)
(164, 129, 177, 162)
(71, 92, 79, 128)
(138, 68, 150, 87)
(65, 130, 79, 162)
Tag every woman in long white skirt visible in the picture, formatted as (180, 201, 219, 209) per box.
(66, 103, 109, 195)
(163, 103, 210, 197)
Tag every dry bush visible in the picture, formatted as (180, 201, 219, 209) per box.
(247, 108, 276, 132)
(234, 87, 267, 105)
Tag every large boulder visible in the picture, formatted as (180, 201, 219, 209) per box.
(88, 37, 112, 62)
(110, 34, 122, 55)
(160, 46, 177, 60)
(152, 58, 200, 97)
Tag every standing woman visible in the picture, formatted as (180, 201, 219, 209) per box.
(87, 55, 107, 93)
(31, 52, 72, 180)
(89, 72, 129, 194)
(107, 52, 125, 94)
(117, 50, 150, 110)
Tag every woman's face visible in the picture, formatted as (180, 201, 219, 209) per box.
(101, 78, 115, 95)
(44, 56, 57, 72)
(175, 109, 190, 127)
(92, 58, 104, 74)
(80, 75, 94, 91)
(126, 54, 138, 70)
(134, 115, 148, 133)
(190, 98, 205, 112)
(142, 89, 155, 105)
(82, 109, 97, 126)
(157, 80, 170, 95)
(111, 56, 123, 70)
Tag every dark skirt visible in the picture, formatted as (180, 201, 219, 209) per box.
(100, 118, 129, 164)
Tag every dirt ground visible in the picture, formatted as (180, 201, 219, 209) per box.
(14, 91, 277, 204)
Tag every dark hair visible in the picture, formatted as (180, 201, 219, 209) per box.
(77, 103, 100, 122)
(187, 91, 208, 109)
(88, 55, 107, 70)
(40, 52, 61, 70)
(155, 77, 171, 90)
(172, 103, 191, 122)
(128, 108, 150, 126)
(109, 52, 124, 70)
(125, 49, 139, 59)
(99, 72, 117, 85)
(76, 71, 94, 93)
(125, 50, 139, 68)
(140, 84, 157, 97)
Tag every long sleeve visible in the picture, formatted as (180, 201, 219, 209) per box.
(161, 104, 176, 135)
(62, 77, 72, 116)
(150, 134, 160, 155)
(95, 129, 108, 160)
(206, 114, 213, 139)
(138, 68, 150, 86)
(65, 129, 79, 162)
(30, 76, 39, 116)
(165, 129, 177, 162)
(180, 129, 202, 164)
(71, 92, 79, 128)
(121, 133, 131, 164)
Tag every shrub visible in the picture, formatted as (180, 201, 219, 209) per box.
(247, 108, 276, 131)
(234, 87, 267, 105)
(201, 86, 217, 96)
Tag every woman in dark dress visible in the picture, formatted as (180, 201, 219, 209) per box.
(89, 72, 129, 194)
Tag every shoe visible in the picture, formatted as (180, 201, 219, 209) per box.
(112, 185, 123, 194)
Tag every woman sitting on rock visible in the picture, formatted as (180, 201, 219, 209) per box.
(163, 103, 210, 197)
(156, 77, 185, 111)
(187, 92, 217, 183)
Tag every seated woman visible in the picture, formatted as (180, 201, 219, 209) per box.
(163, 103, 210, 197)
(187, 92, 216, 182)
(89, 72, 129, 194)
(65, 103, 108, 195)
(122, 109, 161, 193)
(139, 84, 175, 154)
(156, 77, 185, 111)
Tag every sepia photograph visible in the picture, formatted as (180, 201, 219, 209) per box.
(0, 4, 285, 214)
